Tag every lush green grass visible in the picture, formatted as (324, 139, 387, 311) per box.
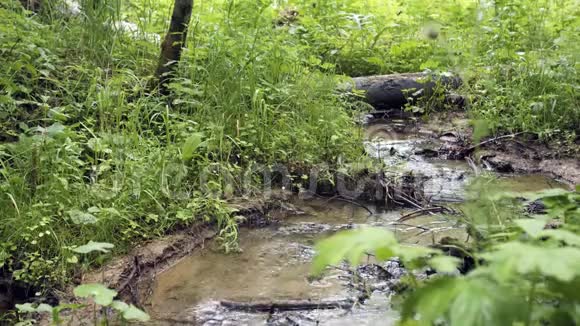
(0, 0, 365, 291)
(0, 0, 578, 294)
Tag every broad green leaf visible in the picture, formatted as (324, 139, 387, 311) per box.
(67, 255, 79, 263)
(312, 227, 397, 275)
(402, 277, 464, 322)
(527, 188, 571, 201)
(36, 303, 53, 313)
(72, 241, 114, 254)
(111, 300, 129, 312)
(395, 245, 438, 262)
(448, 278, 526, 326)
(122, 304, 150, 321)
(111, 301, 149, 321)
(73, 283, 117, 306)
(537, 229, 580, 247)
(182, 132, 205, 160)
(45, 123, 65, 137)
(482, 242, 580, 282)
(67, 209, 97, 225)
(514, 218, 547, 237)
(15, 302, 52, 313)
(16, 303, 37, 313)
(429, 256, 461, 273)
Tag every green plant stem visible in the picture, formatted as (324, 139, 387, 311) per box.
(526, 281, 537, 326)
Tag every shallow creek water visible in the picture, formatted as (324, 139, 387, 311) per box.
(147, 125, 567, 325)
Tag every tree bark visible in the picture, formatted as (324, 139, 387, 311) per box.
(19, 0, 41, 12)
(155, 0, 194, 94)
(345, 72, 463, 111)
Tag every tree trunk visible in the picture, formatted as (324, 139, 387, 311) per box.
(19, 0, 41, 12)
(345, 72, 463, 111)
(155, 0, 194, 94)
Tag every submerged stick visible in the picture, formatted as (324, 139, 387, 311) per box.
(220, 299, 355, 312)
(398, 206, 447, 222)
(462, 132, 533, 155)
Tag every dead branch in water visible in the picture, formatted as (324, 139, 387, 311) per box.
(309, 192, 374, 216)
(465, 156, 480, 176)
(389, 222, 431, 231)
(398, 206, 449, 222)
(462, 132, 534, 155)
(220, 299, 355, 312)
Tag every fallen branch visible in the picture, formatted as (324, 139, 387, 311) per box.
(333, 196, 374, 216)
(220, 299, 355, 312)
(310, 192, 374, 216)
(116, 256, 139, 295)
(389, 222, 430, 231)
(465, 156, 480, 176)
(398, 207, 447, 222)
(462, 132, 534, 155)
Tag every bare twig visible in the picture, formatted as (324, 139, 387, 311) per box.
(462, 132, 535, 154)
(398, 207, 447, 222)
(465, 156, 480, 176)
(389, 222, 430, 231)
(116, 256, 139, 295)
(1, 38, 21, 58)
(310, 192, 374, 216)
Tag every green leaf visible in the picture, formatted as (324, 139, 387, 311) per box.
(514, 218, 547, 237)
(526, 188, 571, 201)
(395, 245, 438, 262)
(73, 284, 117, 306)
(182, 132, 205, 160)
(122, 304, 150, 321)
(111, 300, 150, 321)
(402, 277, 464, 322)
(111, 300, 129, 311)
(72, 241, 114, 254)
(429, 256, 461, 273)
(45, 123, 65, 137)
(448, 278, 526, 326)
(16, 303, 37, 313)
(312, 227, 397, 275)
(482, 242, 580, 282)
(36, 303, 53, 313)
(15, 303, 52, 313)
(66, 255, 79, 264)
(537, 229, 580, 247)
(67, 209, 97, 225)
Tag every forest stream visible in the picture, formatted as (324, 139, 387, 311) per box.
(146, 122, 568, 325)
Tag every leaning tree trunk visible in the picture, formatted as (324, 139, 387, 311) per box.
(155, 0, 194, 94)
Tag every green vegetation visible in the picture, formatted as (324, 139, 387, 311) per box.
(0, 0, 366, 292)
(16, 242, 150, 324)
(0, 0, 578, 321)
(314, 182, 580, 325)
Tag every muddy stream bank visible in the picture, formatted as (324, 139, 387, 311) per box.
(144, 122, 569, 325)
